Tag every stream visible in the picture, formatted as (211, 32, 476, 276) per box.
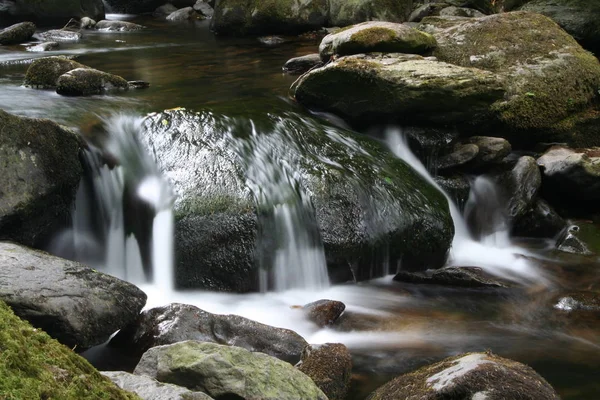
(1, 15, 600, 399)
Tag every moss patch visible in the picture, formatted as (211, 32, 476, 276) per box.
(0, 300, 140, 400)
(24, 56, 88, 89)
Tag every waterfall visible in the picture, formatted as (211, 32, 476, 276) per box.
(50, 115, 175, 292)
(385, 128, 542, 282)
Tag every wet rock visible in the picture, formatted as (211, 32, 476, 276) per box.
(37, 29, 82, 42)
(167, 7, 201, 22)
(283, 53, 323, 74)
(111, 303, 308, 364)
(419, 12, 600, 146)
(303, 299, 346, 327)
(153, 3, 178, 17)
(0, 0, 104, 25)
(537, 146, 600, 213)
(466, 136, 511, 164)
(96, 20, 145, 31)
(556, 225, 592, 255)
(24, 56, 88, 88)
(408, 3, 449, 22)
(393, 267, 509, 288)
(25, 41, 59, 52)
(297, 343, 352, 400)
(0, 301, 138, 399)
(140, 109, 453, 290)
(439, 6, 485, 17)
(294, 53, 504, 126)
(499, 156, 541, 221)
(134, 341, 328, 400)
(0, 110, 82, 245)
(367, 352, 560, 400)
(56, 67, 129, 96)
(0, 22, 36, 45)
(258, 35, 285, 46)
(328, 0, 413, 27)
(435, 174, 470, 210)
(102, 371, 214, 400)
(0, 242, 147, 350)
(211, 0, 328, 36)
(193, 0, 214, 18)
(554, 291, 600, 312)
(80, 17, 97, 29)
(437, 143, 479, 170)
(128, 80, 150, 89)
(104, 0, 166, 14)
(511, 199, 566, 239)
(521, 0, 600, 54)
(319, 21, 437, 61)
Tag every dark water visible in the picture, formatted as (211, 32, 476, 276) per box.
(2, 16, 600, 399)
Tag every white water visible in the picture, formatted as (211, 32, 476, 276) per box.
(385, 128, 542, 283)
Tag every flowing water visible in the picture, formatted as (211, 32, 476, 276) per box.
(2, 15, 600, 399)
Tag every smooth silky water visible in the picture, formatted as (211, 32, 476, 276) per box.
(1, 16, 600, 399)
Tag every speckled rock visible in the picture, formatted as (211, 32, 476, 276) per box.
(366, 352, 560, 399)
(0, 22, 36, 45)
(304, 299, 346, 327)
(56, 67, 129, 96)
(0, 242, 147, 349)
(319, 21, 436, 61)
(102, 371, 214, 400)
(37, 29, 82, 42)
(554, 291, 600, 312)
(134, 341, 328, 400)
(24, 56, 87, 88)
(80, 17, 97, 29)
(298, 343, 352, 400)
(96, 20, 145, 31)
(110, 303, 308, 364)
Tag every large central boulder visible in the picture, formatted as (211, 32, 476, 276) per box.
(0, 0, 105, 25)
(139, 109, 453, 291)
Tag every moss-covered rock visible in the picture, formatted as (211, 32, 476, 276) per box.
(328, 0, 413, 27)
(140, 109, 453, 291)
(294, 53, 505, 126)
(1, 0, 104, 25)
(366, 352, 560, 400)
(24, 56, 88, 88)
(419, 12, 600, 145)
(298, 343, 352, 400)
(0, 109, 82, 246)
(56, 67, 129, 96)
(0, 21, 36, 45)
(134, 341, 328, 400)
(211, 0, 328, 35)
(0, 300, 140, 400)
(319, 21, 436, 61)
(520, 0, 600, 54)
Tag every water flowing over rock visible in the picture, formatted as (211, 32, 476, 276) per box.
(102, 371, 214, 400)
(393, 266, 510, 288)
(294, 53, 504, 126)
(0, 109, 82, 246)
(0, 21, 35, 45)
(366, 352, 560, 399)
(25, 41, 59, 51)
(298, 343, 352, 400)
(0, 0, 105, 25)
(139, 109, 453, 291)
(319, 21, 436, 61)
(56, 67, 130, 96)
(111, 303, 308, 364)
(134, 341, 328, 400)
(0, 242, 147, 350)
(24, 56, 88, 88)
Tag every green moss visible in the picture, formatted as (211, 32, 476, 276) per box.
(0, 300, 140, 400)
(23, 56, 88, 89)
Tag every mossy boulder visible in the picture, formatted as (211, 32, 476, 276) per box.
(294, 53, 505, 126)
(0, 0, 104, 25)
(134, 341, 328, 400)
(366, 352, 560, 400)
(211, 0, 328, 35)
(56, 67, 129, 96)
(0, 109, 82, 246)
(0, 300, 140, 400)
(0, 242, 147, 349)
(298, 343, 352, 400)
(139, 109, 453, 291)
(24, 56, 88, 88)
(520, 0, 600, 54)
(328, 0, 414, 27)
(319, 21, 436, 61)
(419, 12, 600, 146)
(0, 21, 36, 45)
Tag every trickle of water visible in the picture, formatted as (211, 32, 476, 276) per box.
(385, 128, 543, 283)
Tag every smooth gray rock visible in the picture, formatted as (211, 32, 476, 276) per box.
(466, 136, 511, 164)
(111, 303, 308, 364)
(0, 242, 147, 349)
(56, 67, 129, 96)
(298, 343, 352, 400)
(25, 41, 59, 51)
(96, 20, 144, 31)
(437, 143, 479, 170)
(102, 371, 214, 400)
(0, 110, 82, 245)
(283, 53, 323, 74)
(0, 22, 36, 45)
(134, 341, 327, 400)
(193, 0, 213, 18)
(37, 29, 82, 42)
(501, 156, 541, 221)
(80, 17, 97, 29)
(166, 7, 200, 22)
